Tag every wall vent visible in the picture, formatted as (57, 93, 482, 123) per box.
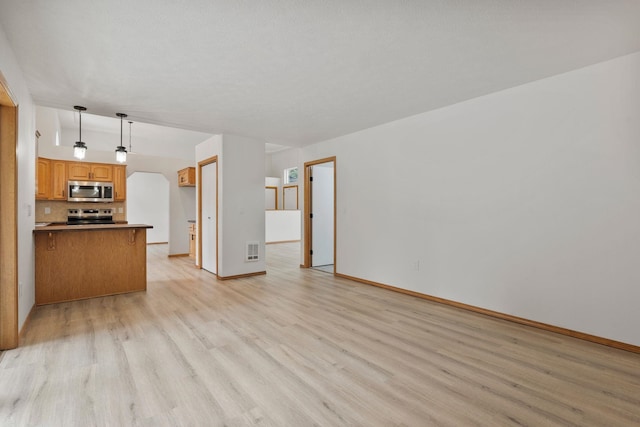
(246, 241, 259, 262)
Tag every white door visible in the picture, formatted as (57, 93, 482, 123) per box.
(201, 161, 217, 274)
(311, 163, 334, 267)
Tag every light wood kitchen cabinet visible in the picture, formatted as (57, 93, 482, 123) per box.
(37, 157, 126, 201)
(67, 163, 91, 180)
(50, 160, 67, 200)
(189, 223, 196, 258)
(113, 165, 127, 201)
(68, 162, 113, 181)
(178, 167, 196, 187)
(36, 158, 51, 200)
(35, 225, 150, 305)
(91, 163, 113, 181)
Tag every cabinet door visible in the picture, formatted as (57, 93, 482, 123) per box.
(189, 231, 196, 257)
(188, 224, 196, 257)
(91, 164, 113, 181)
(68, 163, 91, 180)
(51, 160, 67, 200)
(113, 165, 127, 201)
(178, 167, 196, 186)
(36, 158, 51, 200)
(178, 169, 188, 186)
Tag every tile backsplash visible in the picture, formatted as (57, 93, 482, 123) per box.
(35, 201, 126, 223)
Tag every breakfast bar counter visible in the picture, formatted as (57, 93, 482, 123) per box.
(34, 224, 153, 305)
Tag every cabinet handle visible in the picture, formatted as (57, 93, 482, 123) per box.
(47, 232, 56, 251)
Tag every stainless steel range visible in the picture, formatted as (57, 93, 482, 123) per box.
(66, 208, 115, 225)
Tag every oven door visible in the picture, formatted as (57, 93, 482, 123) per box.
(68, 181, 103, 202)
(102, 185, 114, 202)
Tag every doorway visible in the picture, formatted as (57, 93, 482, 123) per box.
(303, 157, 336, 273)
(198, 157, 218, 275)
(127, 172, 170, 244)
(0, 73, 18, 349)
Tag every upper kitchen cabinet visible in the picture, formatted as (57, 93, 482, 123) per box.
(178, 167, 196, 187)
(50, 160, 67, 200)
(91, 163, 113, 181)
(36, 158, 51, 200)
(113, 165, 127, 201)
(67, 163, 90, 180)
(68, 162, 113, 182)
(36, 158, 126, 201)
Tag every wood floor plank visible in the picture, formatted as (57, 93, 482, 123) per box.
(1, 242, 639, 426)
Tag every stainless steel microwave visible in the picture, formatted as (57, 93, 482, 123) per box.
(67, 181, 114, 203)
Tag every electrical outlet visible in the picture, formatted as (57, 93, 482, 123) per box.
(44, 207, 51, 215)
(118, 207, 123, 213)
(411, 260, 420, 271)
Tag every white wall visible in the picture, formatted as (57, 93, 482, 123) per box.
(221, 134, 267, 277)
(34, 107, 61, 154)
(0, 25, 37, 330)
(129, 155, 196, 255)
(302, 52, 640, 347)
(196, 134, 266, 277)
(265, 177, 281, 187)
(127, 172, 170, 243)
(266, 210, 301, 243)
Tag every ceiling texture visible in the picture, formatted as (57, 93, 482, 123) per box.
(1, 0, 640, 149)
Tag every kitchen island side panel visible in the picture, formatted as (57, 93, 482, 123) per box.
(35, 228, 147, 305)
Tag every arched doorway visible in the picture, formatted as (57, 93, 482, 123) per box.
(127, 172, 170, 244)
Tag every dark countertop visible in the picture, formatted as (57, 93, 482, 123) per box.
(34, 223, 153, 232)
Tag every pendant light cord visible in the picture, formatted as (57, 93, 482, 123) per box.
(128, 121, 133, 152)
(116, 112, 128, 149)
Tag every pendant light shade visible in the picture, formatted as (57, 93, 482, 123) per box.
(115, 145, 127, 163)
(73, 106, 87, 160)
(115, 112, 128, 163)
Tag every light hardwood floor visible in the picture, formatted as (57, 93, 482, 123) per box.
(1, 243, 639, 426)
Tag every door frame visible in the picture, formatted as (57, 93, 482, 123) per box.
(0, 72, 18, 349)
(197, 156, 218, 274)
(303, 156, 336, 270)
(265, 186, 278, 210)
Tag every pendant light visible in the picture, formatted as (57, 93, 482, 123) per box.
(73, 105, 87, 159)
(115, 112, 128, 163)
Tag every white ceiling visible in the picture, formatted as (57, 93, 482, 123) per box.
(2, 1, 640, 148)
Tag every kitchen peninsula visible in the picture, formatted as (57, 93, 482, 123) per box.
(34, 223, 153, 305)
